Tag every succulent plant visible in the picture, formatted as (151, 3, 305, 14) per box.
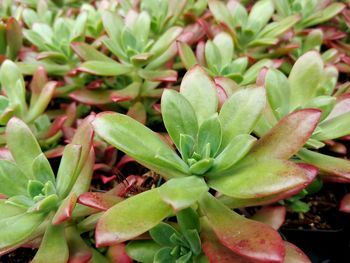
(0, 17, 22, 61)
(0, 115, 97, 261)
(84, 65, 320, 262)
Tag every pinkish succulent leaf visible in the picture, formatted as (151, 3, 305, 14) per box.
(208, 159, 315, 200)
(70, 89, 132, 106)
(339, 193, 350, 213)
(284, 242, 311, 263)
(126, 102, 146, 124)
(95, 189, 172, 247)
(78, 192, 123, 211)
(66, 227, 93, 263)
(251, 206, 286, 230)
(199, 193, 285, 263)
(52, 194, 78, 225)
(107, 244, 133, 263)
(177, 41, 198, 70)
(138, 69, 177, 82)
(248, 109, 321, 160)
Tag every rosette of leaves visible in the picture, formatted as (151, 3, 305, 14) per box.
(258, 50, 350, 183)
(178, 31, 274, 85)
(0, 16, 22, 61)
(19, 6, 88, 75)
(88, 65, 320, 262)
(0, 60, 67, 145)
(0, 115, 98, 262)
(208, 0, 300, 54)
(273, 0, 345, 31)
(126, 208, 207, 263)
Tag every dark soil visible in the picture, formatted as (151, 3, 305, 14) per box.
(0, 248, 37, 263)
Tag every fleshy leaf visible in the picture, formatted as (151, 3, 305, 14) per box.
(77, 61, 133, 76)
(288, 51, 323, 109)
(6, 117, 43, 179)
(0, 160, 27, 197)
(208, 159, 314, 199)
(339, 194, 350, 213)
(248, 109, 321, 160)
(284, 242, 311, 263)
(92, 112, 189, 179)
(251, 206, 286, 230)
(32, 153, 55, 184)
(31, 224, 69, 263)
(161, 89, 198, 151)
(180, 66, 218, 125)
(218, 87, 265, 150)
(78, 192, 123, 211)
(159, 176, 208, 211)
(199, 193, 285, 263)
(95, 189, 172, 246)
(149, 222, 179, 246)
(313, 112, 350, 141)
(177, 41, 198, 70)
(126, 240, 160, 263)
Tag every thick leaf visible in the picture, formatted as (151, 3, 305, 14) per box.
(219, 163, 318, 208)
(6, 17, 22, 60)
(219, 87, 265, 150)
(77, 61, 133, 76)
(71, 42, 113, 62)
(161, 89, 198, 151)
(149, 222, 179, 246)
(339, 194, 350, 213)
(92, 112, 189, 179)
(159, 176, 208, 211)
(0, 200, 25, 220)
(56, 144, 82, 198)
(201, 219, 251, 263)
(26, 81, 56, 123)
(138, 69, 177, 82)
(199, 193, 285, 263)
(70, 89, 134, 106)
(0, 160, 27, 197)
(0, 212, 46, 248)
(78, 192, 123, 211)
(177, 41, 198, 70)
(265, 68, 290, 118)
(208, 159, 314, 199)
(176, 207, 200, 232)
(32, 224, 69, 263)
(288, 51, 323, 109)
(32, 153, 55, 184)
(251, 206, 286, 230)
(197, 115, 221, 157)
(297, 148, 350, 182)
(313, 112, 350, 141)
(107, 244, 133, 263)
(284, 242, 311, 263)
(6, 117, 43, 179)
(52, 193, 77, 225)
(247, 0, 274, 33)
(209, 134, 256, 175)
(180, 66, 218, 125)
(247, 109, 321, 160)
(66, 226, 93, 263)
(95, 189, 172, 246)
(149, 27, 183, 57)
(126, 240, 160, 263)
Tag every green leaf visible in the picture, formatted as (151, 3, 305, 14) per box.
(0, 60, 27, 116)
(189, 158, 214, 175)
(154, 247, 176, 263)
(149, 27, 182, 57)
(78, 61, 133, 76)
(71, 42, 113, 62)
(27, 180, 44, 198)
(247, 0, 274, 34)
(208, 159, 313, 199)
(161, 89, 198, 151)
(159, 176, 208, 211)
(0, 160, 27, 197)
(183, 230, 201, 256)
(6, 118, 43, 179)
(95, 189, 172, 246)
(101, 10, 124, 43)
(177, 42, 198, 70)
(32, 153, 55, 184)
(241, 59, 273, 85)
(265, 68, 290, 118)
(218, 87, 265, 150)
(257, 15, 300, 39)
(0, 212, 46, 248)
(180, 66, 218, 125)
(213, 32, 234, 67)
(313, 112, 350, 141)
(126, 240, 161, 263)
(176, 207, 200, 232)
(93, 113, 189, 179)
(205, 40, 221, 72)
(179, 134, 195, 162)
(209, 134, 256, 176)
(247, 109, 321, 160)
(55, 144, 82, 198)
(0, 200, 25, 220)
(31, 224, 69, 263)
(197, 115, 221, 157)
(6, 17, 23, 60)
(303, 96, 335, 121)
(288, 51, 323, 109)
(150, 223, 179, 246)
